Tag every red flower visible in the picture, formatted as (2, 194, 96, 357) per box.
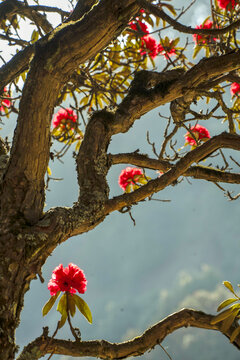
(52, 108, 77, 128)
(230, 82, 240, 96)
(118, 167, 143, 191)
(193, 20, 217, 45)
(140, 35, 160, 59)
(0, 87, 11, 112)
(129, 20, 149, 35)
(48, 263, 87, 296)
(185, 124, 211, 146)
(217, 0, 237, 9)
(158, 44, 176, 59)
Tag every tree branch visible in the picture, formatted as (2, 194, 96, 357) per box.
(109, 152, 240, 184)
(17, 308, 240, 360)
(138, 0, 240, 36)
(0, 0, 53, 34)
(111, 51, 240, 135)
(0, 0, 140, 224)
(104, 133, 240, 214)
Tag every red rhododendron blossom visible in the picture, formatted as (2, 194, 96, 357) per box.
(0, 87, 11, 112)
(48, 263, 87, 296)
(193, 20, 217, 45)
(230, 82, 240, 96)
(140, 36, 160, 59)
(158, 44, 176, 59)
(52, 108, 77, 128)
(118, 167, 143, 191)
(217, 0, 236, 9)
(185, 124, 211, 146)
(129, 20, 149, 35)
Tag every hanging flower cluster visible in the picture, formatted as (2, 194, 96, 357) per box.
(0, 87, 11, 113)
(193, 20, 217, 45)
(184, 124, 211, 146)
(51, 107, 83, 147)
(43, 263, 92, 332)
(118, 167, 150, 192)
(52, 108, 77, 129)
(230, 82, 240, 96)
(129, 20, 149, 35)
(129, 19, 176, 59)
(217, 0, 237, 9)
(48, 263, 87, 296)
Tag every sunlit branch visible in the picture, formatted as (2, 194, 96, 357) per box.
(17, 308, 240, 360)
(138, 0, 240, 36)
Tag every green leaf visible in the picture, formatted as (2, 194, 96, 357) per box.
(57, 293, 67, 315)
(223, 281, 236, 295)
(211, 307, 237, 324)
(67, 293, 76, 317)
(230, 325, 240, 343)
(221, 308, 239, 332)
(73, 294, 92, 323)
(58, 310, 67, 329)
(31, 29, 39, 44)
(217, 298, 238, 312)
(42, 292, 60, 316)
(192, 45, 201, 59)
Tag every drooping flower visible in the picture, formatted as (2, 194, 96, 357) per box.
(185, 124, 211, 146)
(129, 20, 149, 35)
(193, 20, 217, 45)
(48, 263, 87, 296)
(118, 167, 144, 191)
(217, 0, 237, 9)
(0, 87, 11, 112)
(140, 35, 161, 59)
(230, 82, 240, 96)
(52, 108, 77, 129)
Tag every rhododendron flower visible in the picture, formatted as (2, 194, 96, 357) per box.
(230, 82, 240, 96)
(48, 263, 87, 296)
(140, 36, 161, 59)
(193, 20, 217, 45)
(217, 0, 236, 9)
(0, 87, 11, 112)
(52, 108, 77, 128)
(129, 20, 149, 35)
(185, 124, 211, 146)
(158, 44, 176, 59)
(118, 167, 144, 191)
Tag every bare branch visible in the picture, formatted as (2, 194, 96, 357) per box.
(17, 308, 240, 360)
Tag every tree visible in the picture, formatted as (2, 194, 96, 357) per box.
(1, 0, 240, 359)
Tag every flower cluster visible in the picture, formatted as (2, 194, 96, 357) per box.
(184, 124, 211, 146)
(0, 87, 11, 113)
(193, 20, 217, 45)
(118, 167, 149, 192)
(129, 20, 175, 59)
(48, 263, 87, 296)
(230, 82, 240, 96)
(129, 20, 149, 35)
(52, 108, 77, 129)
(43, 263, 92, 329)
(217, 0, 237, 9)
